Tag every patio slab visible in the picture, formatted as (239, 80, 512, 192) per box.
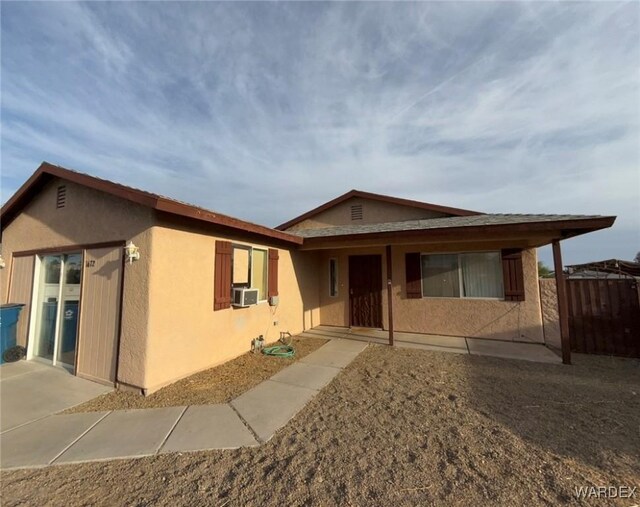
(0, 363, 112, 433)
(160, 404, 257, 453)
(0, 412, 108, 469)
(269, 361, 342, 391)
(55, 406, 185, 463)
(231, 380, 317, 443)
(467, 338, 561, 363)
(0, 360, 48, 380)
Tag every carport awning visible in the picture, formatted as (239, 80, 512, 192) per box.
(295, 213, 616, 250)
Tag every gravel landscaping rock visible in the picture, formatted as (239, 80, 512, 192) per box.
(63, 336, 327, 413)
(3, 345, 638, 506)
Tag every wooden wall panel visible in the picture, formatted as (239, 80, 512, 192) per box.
(76, 246, 123, 384)
(7, 255, 35, 348)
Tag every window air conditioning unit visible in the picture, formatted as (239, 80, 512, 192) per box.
(232, 288, 259, 307)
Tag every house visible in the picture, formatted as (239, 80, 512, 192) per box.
(0, 163, 616, 393)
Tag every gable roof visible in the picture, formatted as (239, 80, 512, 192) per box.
(0, 162, 303, 245)
(276, 189, 481, 230)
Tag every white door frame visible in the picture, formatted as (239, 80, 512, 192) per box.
(27, 252, 81, 372)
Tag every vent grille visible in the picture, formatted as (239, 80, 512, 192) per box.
(350, 204, 363, 221)
(56, 185, 67, 208)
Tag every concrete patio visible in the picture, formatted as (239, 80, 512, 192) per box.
(0, 361, 112, 433)
(301, 325, 562, 364)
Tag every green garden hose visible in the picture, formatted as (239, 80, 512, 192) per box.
(262, 345, 295, 358)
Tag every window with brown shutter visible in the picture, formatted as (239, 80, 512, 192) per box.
(268, 249, 279, 298)
(405, 252, 422, 298)
(501, 249, 525, 301)
(214, 240, 232, 310)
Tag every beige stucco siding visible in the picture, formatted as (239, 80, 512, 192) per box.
(0, 177, 154, 387)
(142, 225, 320, 392)
(287, 197, 448, 231)
(317, 244, 544, 343)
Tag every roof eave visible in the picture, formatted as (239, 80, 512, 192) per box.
(297, 216, 616, 249)
(1, 162, 303, 246)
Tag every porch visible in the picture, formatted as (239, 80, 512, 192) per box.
(301, 325, 561, 364)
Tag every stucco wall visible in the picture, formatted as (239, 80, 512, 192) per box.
(0, 178, 154, 388)
(287, 197, 448, 231)
(539, 278, 561, 349)
(141, 225, 320, 392)
(317, 244, 545, 343)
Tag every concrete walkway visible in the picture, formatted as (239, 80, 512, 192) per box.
(0, 339, 368, 470)
(303, 325, 562, 364)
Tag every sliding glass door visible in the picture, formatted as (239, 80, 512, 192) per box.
(32, 253, 82, 370)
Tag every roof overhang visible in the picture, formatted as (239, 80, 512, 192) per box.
(1, 162, 303, 245)
(297, 216, 616, 250)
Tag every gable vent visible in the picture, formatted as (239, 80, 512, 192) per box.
(56, 185, 67, 208)
(350, 204, 363, 221)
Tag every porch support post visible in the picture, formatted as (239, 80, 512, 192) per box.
(552, 239, 571, 365)
(386, 245, 394, 346)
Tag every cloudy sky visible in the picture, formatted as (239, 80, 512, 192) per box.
(2, 2, 638, 265)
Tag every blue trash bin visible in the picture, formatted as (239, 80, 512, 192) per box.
(1, 304, 25, 364)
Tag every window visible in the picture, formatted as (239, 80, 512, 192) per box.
(251, 249, 268, 301)
(232, 245, 251, 287)
(231, 244, 268, 301)
(329, 258, 338, 296)
(421, 252, 504, 299)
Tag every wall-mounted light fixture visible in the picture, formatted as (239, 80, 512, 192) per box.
(124, 241, 140, 264)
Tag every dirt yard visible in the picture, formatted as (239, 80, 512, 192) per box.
(3, 346, 639, 506)
(64, 336, 327, 412)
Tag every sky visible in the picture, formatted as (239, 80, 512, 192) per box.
(1, 1, 639, 266)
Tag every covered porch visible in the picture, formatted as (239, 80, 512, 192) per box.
(296, 213, 616, 365)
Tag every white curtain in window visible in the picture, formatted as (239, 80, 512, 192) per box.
(460, 252, 504, 298)
(422, 254, 460, 297)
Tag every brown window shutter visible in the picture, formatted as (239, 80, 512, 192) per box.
(268, 249, 279, 298)
(405, 252, 422, 299)
(502, 249, 525, 301)
(214, 240, 232, 310)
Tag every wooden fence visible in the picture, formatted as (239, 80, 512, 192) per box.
(567, 278, 640, 358)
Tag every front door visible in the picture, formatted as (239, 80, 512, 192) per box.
(31, 253, 82, 370)
(349, 255, 383, 328)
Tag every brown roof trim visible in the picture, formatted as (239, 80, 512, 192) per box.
(276, 189, 482, 230)
(1, 162, 303, 245)
(299, 216, 616, 249)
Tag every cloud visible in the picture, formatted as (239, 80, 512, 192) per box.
(1, 1, 638, 264)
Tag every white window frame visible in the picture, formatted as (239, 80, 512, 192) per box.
(420, 251, 504, 300)
(231, 243, 269, 304)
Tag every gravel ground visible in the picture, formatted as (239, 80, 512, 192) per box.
(3, 346, 639, 506)
(64, 336, 327, 413)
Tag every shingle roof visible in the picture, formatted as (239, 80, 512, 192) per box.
(291, 213, 610, 238)
(1, 162, 303, 244)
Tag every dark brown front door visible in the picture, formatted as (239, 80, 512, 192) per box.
(349, 255, 383, 328)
